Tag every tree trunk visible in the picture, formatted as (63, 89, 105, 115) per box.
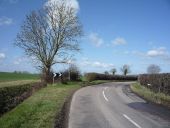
(43, 66, 52, 84)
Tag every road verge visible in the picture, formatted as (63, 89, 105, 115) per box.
(130, 83, 170, 109)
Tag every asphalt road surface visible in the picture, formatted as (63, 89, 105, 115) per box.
(68, 82, 170, 128)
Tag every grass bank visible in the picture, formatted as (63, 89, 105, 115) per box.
(0, 82, 81, 128)
(131, 83, 170, 108)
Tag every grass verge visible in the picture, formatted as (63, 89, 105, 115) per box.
(131, 83, 170, 108)
(0, 83, 81, 128)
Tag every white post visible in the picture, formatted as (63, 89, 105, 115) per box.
(53, 73, 56, 84)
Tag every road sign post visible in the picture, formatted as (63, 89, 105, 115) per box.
(53, 73, 56, 84)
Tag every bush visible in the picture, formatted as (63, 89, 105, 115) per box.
(0, 82, 46, 116)
(138, 73, 170, 95)
(84, 73, 97, 82)
(58, 64, 81, 83)
(84, 73, 138, 82)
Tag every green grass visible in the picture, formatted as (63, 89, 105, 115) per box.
(0, 82, 81, 128)
(131, 83, 170, 108)
(0, 72, 39, 82)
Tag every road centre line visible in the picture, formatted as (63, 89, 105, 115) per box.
(123, 114, 142, 128)
(102, 90, 109, 102)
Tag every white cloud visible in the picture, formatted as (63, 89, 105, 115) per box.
(89, 33, 104, 47)
(112, 37, 127, 45)
(0, 17, 13, 26)
(45, 0, 79, 13)
(80, 58, 114, 68)
(132, 47, 170, 62)
(0, 53, 5, 59)
(146, 47, 168, 57)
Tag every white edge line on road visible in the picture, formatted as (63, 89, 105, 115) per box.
(102, 90, 109, 102)
(123, 114, 142, 128)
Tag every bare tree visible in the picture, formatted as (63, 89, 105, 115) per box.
(15, 1, 83, 83)
(147, 64, 161, 74)
(111, 68, 116, 75)
(121, 64, 130, 76)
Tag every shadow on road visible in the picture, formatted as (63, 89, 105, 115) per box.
(127, 102, 170, 121)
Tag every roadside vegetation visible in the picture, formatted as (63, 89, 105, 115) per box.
(131, 83, 170, 108)
(0, 82, 80, 128)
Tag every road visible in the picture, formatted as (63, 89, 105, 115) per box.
(68, 82, 170, 128)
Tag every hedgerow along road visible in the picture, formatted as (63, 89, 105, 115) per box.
(68, 82, 170, 128)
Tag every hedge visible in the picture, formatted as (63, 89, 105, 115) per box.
(138, 73, 170, 95)
(84, 73, 138, 82)
(0, 82, 46, 116)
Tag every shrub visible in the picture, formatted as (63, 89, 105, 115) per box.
(138, 73, 170, 95)
(0, 82, 46, 116)
(84, 73, 98, 82)
(84, 73, 138, 82)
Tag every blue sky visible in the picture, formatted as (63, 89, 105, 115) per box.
(0, 0, 170, 74)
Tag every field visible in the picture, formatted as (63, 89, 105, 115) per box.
(0, 72, 39, 82)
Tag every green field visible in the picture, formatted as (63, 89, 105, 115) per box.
(0, 72, 39, 82)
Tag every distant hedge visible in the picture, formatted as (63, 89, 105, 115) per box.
(0, 82, 46, 116)
(84, 73, 138, 82)
(138, 73, 170, 95)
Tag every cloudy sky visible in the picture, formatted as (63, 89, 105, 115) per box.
(0, 0, 170, 74)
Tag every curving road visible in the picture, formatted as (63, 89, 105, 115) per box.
(68, 82, 170, 128)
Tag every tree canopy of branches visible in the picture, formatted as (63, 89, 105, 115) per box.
(15, 1, 83, 83)
(121, 64, 131, 76)
(147, 64, 161, 74)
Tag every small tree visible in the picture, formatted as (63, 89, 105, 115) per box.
(15, 1, 83, 83)
(111, 68, 117, 75)
(147, 64, 161, 74)
(121, 64, 130, 76)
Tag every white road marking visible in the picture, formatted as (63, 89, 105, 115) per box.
(123, 114, 142, 128)
(102, 90, 109, 102)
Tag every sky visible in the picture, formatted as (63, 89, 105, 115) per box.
(0, 0, 170, 74)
